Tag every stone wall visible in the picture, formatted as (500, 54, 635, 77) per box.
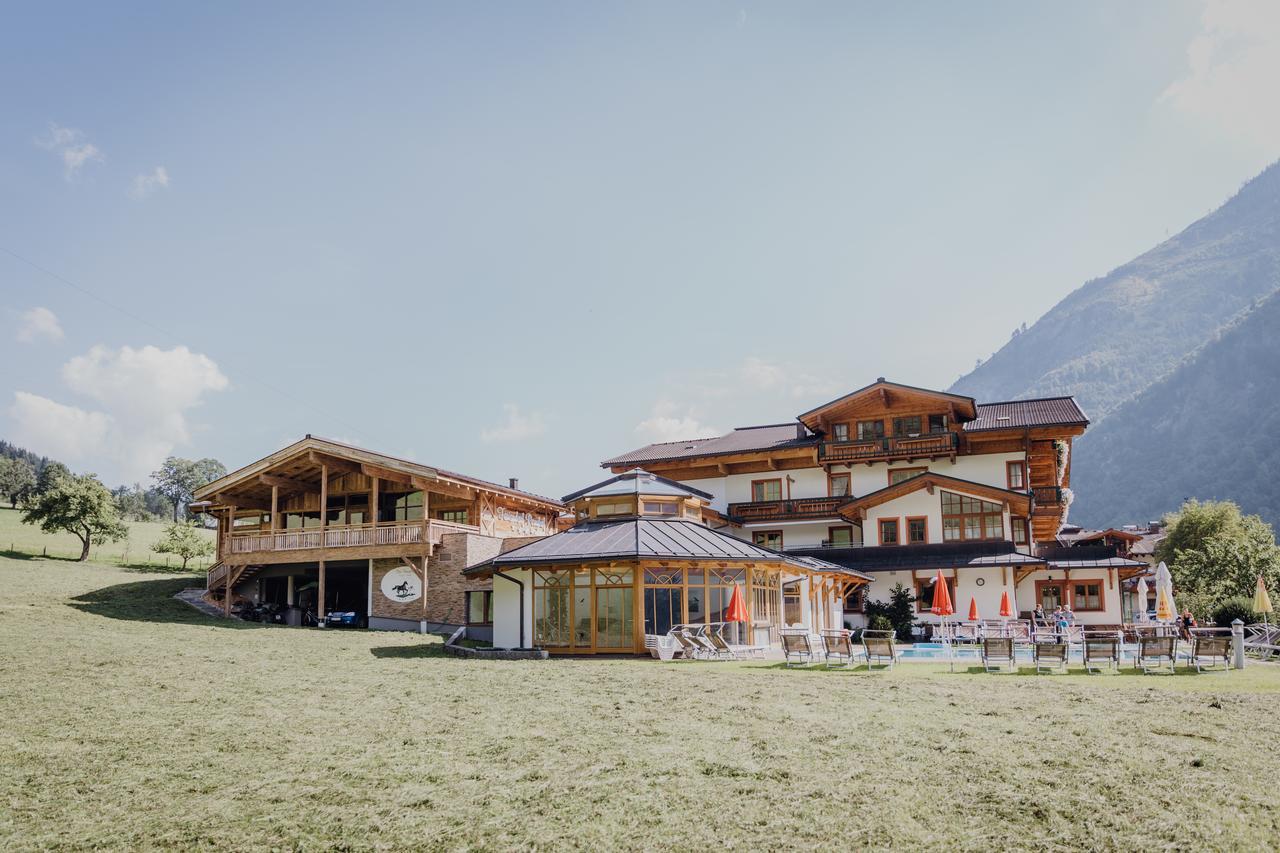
(371, 558, 424, 620)
(424, 533, 504, 626)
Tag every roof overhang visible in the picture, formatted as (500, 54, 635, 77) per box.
(836, 472, 1032, 521)
(797, 380, 978, 432)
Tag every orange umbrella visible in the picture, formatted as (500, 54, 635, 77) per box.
(724, 584, 748, 623)
(999, 589, 1014, 618)
(931, 569, 954, 617)
(967, 597, 980, 622)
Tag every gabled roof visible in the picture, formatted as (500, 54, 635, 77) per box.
(193, 435, 563, 508)
(601, 423, 815, 468)
(797, 379, 978, 431)
(836, 471, 1032, 520)
(561, 469, 713, 503)
(963, 397, 1089, 432)
(464, 518, 870, 579)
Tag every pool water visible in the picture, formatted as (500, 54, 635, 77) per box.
(898, 642, 1173, 663)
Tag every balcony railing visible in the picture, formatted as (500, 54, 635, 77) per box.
(226, 519, 479, 555)
(728, 496, 851, 522)
(818, 431, 958, 464)
(1031, 486, 1064, 507)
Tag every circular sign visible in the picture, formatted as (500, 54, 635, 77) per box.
(380, 566, 422, 603)
(975, 577, 985, 587)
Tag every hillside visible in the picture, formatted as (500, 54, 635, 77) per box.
(951, 161, 1280, 422)
(1070, 289, 1280, 532)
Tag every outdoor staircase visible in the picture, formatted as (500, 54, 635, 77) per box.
(206, 562, 264, 592)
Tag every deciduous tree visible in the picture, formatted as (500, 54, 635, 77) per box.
(21, 473, 128, 561)
(1156, 499, 1280, 616)
(153, 521, 216, 571)
(0, 457, 36, 509)
(151, 457, 227, 522)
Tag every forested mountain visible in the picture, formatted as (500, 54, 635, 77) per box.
(1070, 289, 1280, 531)
(952, 161, 1280, 423)
(949, 161, 1280, 531)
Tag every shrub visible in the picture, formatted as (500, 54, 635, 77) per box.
(1210, 596, 1260, 628)
(866, 615, 892, 633)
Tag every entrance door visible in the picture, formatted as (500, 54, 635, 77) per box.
(593, 567, 635, 651)
(1038, 582, 1065, 612)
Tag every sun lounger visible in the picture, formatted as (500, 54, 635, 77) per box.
(645, 634, 683, 661)
(1008, 620, 1033, 643)
(1083, 636, 1119, 673)
(820, 630, 863, 667)
(781, 632, 813, 667)
(861, 630, 898, 670)
(1189, 635, 1231, 672)
(1136, 635, 1176, 674)
(706, 628, 766, 661)
(1033, 639, 1067, 674)
(981, 637, 1016, 673)
(953, 623, 981, 644)
(672, 627, 720, 660)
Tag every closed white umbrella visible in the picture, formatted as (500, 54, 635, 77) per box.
(1154, 561, 1176, 623)
(1135, 576, 1149, 622)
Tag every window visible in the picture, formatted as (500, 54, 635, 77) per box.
(642, 500, 679, 515)
(827, 526, 854, 547)
(832, 423, 850, 442)
(843, 586, 864, 612)
(1006, 460, 1026, 490)
(753, 530, 783, 550)
(906, 516, 927, 544)
(892, 415, 922, 436)
(888, 467, 927, 486)
(439, 509, 469, 524)
(465, 590, 493, 625)
(878, 518, 900, 546)
(828, 473, 851, 497)
(1072, 581, 1104, 612)
(928, 414, 948, 433)
(915, 576, 957, 613)
(1011, 517, 1029, 546)
(751, 479, 782, 502)
(391, 491, 424, 521)
(940, 491, 1004, 541)
(595, 501, 632, 516)
(856, 419, 885, 440)
(326, 494, 369, 526)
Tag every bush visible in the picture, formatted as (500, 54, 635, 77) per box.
(866, 615, 892, 633)
(1211, 596, 1260, 628)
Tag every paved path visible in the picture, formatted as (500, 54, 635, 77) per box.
(174, 588, 225, 619)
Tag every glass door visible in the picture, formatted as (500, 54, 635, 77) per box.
(1039, 582, 1065, 612)
(593, 568, 634, 651)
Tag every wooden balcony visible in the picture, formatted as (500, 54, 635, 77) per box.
(818, 431, 958, 464)
(728, 496, 851, 523)
(225, 519, 479, 557)
(1031, 486, 1064, 506)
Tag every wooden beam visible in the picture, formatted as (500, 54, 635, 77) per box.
(259, 473, 310, 490)
(270, 485, 279, 535)
(370, 475, 379, 526)
(318, 559, 326, 621)
(361, 462, 413, 486)
(422, 478, 476, 501)
(308, 451, 359, 476)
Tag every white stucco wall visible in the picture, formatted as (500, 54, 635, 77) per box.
(863, 488, 1011, 546)
(491, 568, 533, 648)
(736, 520, 861, 549)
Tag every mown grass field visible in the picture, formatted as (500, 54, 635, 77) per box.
(0, 505, 215, 571)
(3, 556, 1279, 850)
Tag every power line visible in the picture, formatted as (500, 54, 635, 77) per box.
(2, 244, 388, 445)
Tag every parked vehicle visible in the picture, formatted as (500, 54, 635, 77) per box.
(325, 610, 367, 629)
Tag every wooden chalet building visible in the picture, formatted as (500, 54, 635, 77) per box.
(196, 436, 563, 637)
(601, 379, 1147, 627)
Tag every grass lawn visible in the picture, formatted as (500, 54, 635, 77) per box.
(3, 557, 1279, 850)
(0, 506, 215, 571)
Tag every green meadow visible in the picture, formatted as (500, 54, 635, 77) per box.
(0, 506, 215, 571)
(2, 555, 1279, 850)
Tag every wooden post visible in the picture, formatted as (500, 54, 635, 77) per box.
(270, 485, 279, 536)
(318, 464, 328, 622)
(318, 559, 326, 622)
(370, 475, 379, 529)
(224, 504, 236, 616)
(421, 488, 430, 545)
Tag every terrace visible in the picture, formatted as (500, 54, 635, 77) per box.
(817, 430, 958, 464)
(727, 495, 852, 523)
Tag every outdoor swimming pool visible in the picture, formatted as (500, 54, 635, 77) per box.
(898, 642, 1165, 663)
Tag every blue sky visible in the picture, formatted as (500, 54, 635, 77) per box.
(3, 1, 1278, 497)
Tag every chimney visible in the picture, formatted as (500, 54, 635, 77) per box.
(508, 477, 519, 490)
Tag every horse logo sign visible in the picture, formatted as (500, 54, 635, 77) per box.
(379, 566, 422, 603)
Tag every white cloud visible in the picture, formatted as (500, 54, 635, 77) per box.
(129, 166, 170, 199)
(35, 123, 103, 180)
(1159, 1, 1280, 151)
(480, 404, 547, 443)
(635, 400, 721, 443)
(8, 344, 229, 482)
(737, 356, 838, 399)
(16, 307, 64, 343)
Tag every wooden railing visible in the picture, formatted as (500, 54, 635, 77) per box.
(818, 431, 957, 463)
(728, 496, 850, 522)
(207, 562, 229, 589)
(226, 520, 480, 555)
(1031, 486, 1064, 507)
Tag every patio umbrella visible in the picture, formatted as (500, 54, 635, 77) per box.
(1253, 575, 1273, 628)
(931, 569, 954, 618)
(1135, 577, 1149, 623)
(967, 597, 980, 622)
(999, 589, 1014, 618)
(724, 584, 749, 644)
(1154, 561, 1176, 623)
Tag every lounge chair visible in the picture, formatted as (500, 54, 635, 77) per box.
(645, 633, 683, 661)
(781, 632, 813, 667)
(1136, 635, 1176, 674)
(1008, 620, 1033, 644)
(1083, 636, 1119, 673)
(981, 637, 1016, 673)
(707, 628, 766, 661)
(1033, 639, 1067, 674)
(820, 630, 863, 668)
(862, 630, 898, 670)
(1189, 635, 1231, 672)
(670, 628, 708, 660)
(953, 623, 981, 644)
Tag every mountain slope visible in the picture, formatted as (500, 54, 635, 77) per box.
(1069, 288, 1280, 532)
(950, 161, 1280, 423)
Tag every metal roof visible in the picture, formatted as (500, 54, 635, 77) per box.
(465, 518, 867, 578)
(601, 423, 815, 467)
(964, 397, 1089, 432)
(561, 469, 713, 502)
(787, 541, 1046, 573)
